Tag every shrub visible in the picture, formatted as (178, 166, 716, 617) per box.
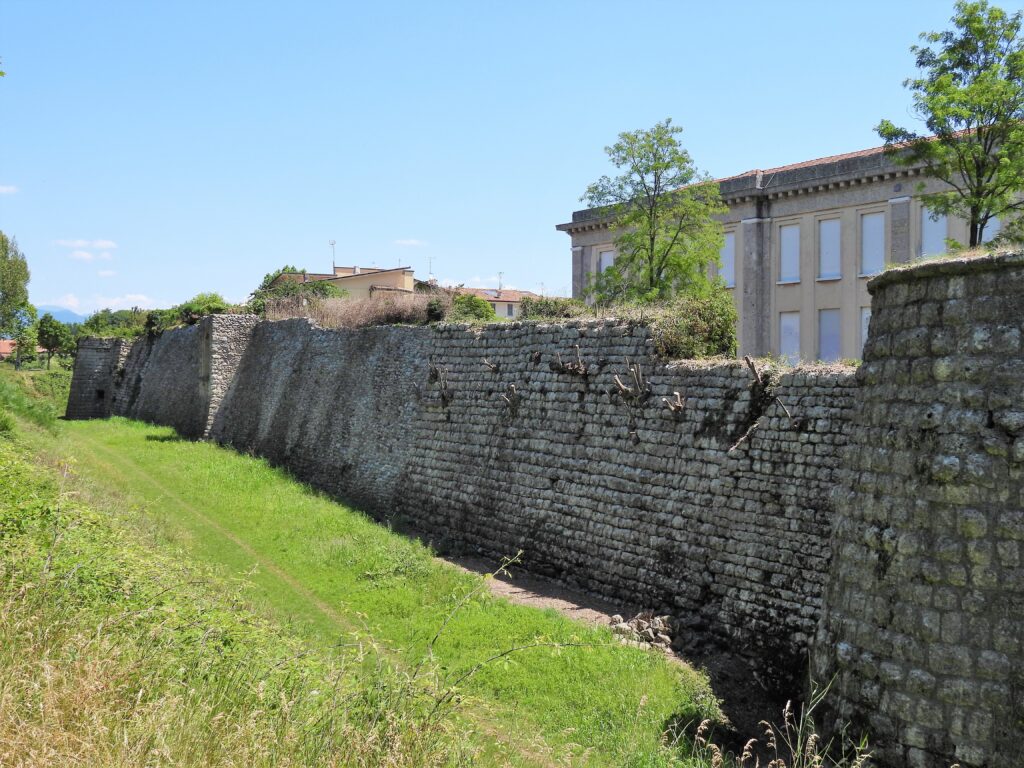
(266, 291, 451, 329)
(518, 295, 589, 320)
(650, 289, 737, 359)
(0, 409, 14, 436)
(449, 293, 496, 322)
(248, 276, 346, 316)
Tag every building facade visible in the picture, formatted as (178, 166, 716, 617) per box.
(557, 143, 999, 361)
(457, 287, 541, 318)
(273, 265, 416, 299)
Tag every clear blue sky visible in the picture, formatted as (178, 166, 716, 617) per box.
(2, 0, 1019, 314)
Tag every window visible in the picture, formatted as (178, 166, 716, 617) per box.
(489, 302, 496, 312)
(506, 303, 514, 318)
(860, 307, 872, 354)
(780, 312, 800, 364)
(818, 219, 841, 279)
(818, 309, 841, 362)
(780, 224, 800, 282)
(921, 209, 947, 257)
(860, 212, 885, 275)
(984, 216, 1002, 243)
(719, 232, 736, 287)
(598, 249, 616, 273)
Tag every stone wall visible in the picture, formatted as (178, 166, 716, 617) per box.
(65, 337, 130, 419)
(66, 254, 1024, 767)
(811, 252, 1024, 768)
(175, 317, 853, 688)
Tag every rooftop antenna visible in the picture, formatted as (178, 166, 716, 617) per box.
(498, 271, 503, 290)
(538, 282, 545, 297)
(428, 255, 433, 279)
(329, 240, 336, 271)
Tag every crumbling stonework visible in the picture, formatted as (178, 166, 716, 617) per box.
(812, 252, 1024, 768)
(66, 252, 1024, 767)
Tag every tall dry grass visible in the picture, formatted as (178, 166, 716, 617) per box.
(266, 292, 450, 329)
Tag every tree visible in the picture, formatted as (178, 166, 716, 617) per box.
(247, 266, 345, 315)
(877, 0, 1024, 247)
(37, 313, 74, 368)
(12, 307, 37, 370)
(583, 119, 727, 303)
(0, 231, 30, 338)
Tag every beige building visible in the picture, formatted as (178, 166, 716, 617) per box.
(273, 265, 416, 299)
(458, 287, 542, 318)
(557, 142, 1000, 361)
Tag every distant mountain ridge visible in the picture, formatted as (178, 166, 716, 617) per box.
(36, 306, 87, 324)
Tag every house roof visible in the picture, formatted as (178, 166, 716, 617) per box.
(459, 287, 541, 303)
(271, 267, 413, 287)
(716, 141, 892, 184)
(0, 340, 15, 356)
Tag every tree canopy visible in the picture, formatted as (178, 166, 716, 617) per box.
(247, 267, 345, 315)
(877, 0, 1024, 246)
(583, 119, 726, 303)
(0, 231, 31, 338)
(37, 313, 74, 368)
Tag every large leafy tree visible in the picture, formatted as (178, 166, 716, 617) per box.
(37, 313, 74, 368)
(877, 0, 1024, 246)
(0, 231, 31, 338)
(583, 118, 726, 303)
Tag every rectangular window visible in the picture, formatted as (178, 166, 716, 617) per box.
(779, 224, 800, 282)
(780, 312, 800, 365)
(818, 309, 841, 362)
(719, 232, 736, 287)
(921, 209, 948, 257)
(598, 249, 616, 273)
(818, 219, 841, 279)
(489, 302, 496, 313)
(860, 307, 872, 354)
(860, 212, 885, 275)
(506, 303, 514, 318)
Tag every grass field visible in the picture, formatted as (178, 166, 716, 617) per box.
(0, 366, 725, 766)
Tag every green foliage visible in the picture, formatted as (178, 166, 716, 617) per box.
(12, 312, 37, 367)
(0, 437, 466, 766)
(80, 307, 149, 338)
(646, 289, 739, 359)
(37, 313, 74, 368)
(0, 369, 60, 429)
(247, 267, 346, 315)
(0, 231, 30, 338)
(518, 295, 589, 320)
(877, 0, 1024, 246)
(426, 297, 447, 321)
(176, 292, 230, 324)
(584, 119, 727, 303)
(449, 293, 497, 321)
(0, 409, 13, 437)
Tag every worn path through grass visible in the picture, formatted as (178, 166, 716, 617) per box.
(30, 418, 720, 767)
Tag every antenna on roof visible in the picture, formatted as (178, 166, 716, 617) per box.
(498, 271, 503, 290)
(428, 255, 433, 279)
(329, 240, 336, 271)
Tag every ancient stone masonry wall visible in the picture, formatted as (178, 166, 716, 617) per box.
(813, 253, 1024, 768)
(65, 254, 1024, 768)
(394, 322, 854, 686)
(65, 337, 130, 419)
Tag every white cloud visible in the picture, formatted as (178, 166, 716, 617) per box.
(97, 269, 117, 278)
(55, 238, 118, 249)
(70, 250, 96, 261)
(51, 294, 81, 311)
(94, 293, 159, 311)
(394, 238, 427, 247)
(0, 185, 17, 195)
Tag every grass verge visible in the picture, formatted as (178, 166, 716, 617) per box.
(0, 434, 468, 767)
